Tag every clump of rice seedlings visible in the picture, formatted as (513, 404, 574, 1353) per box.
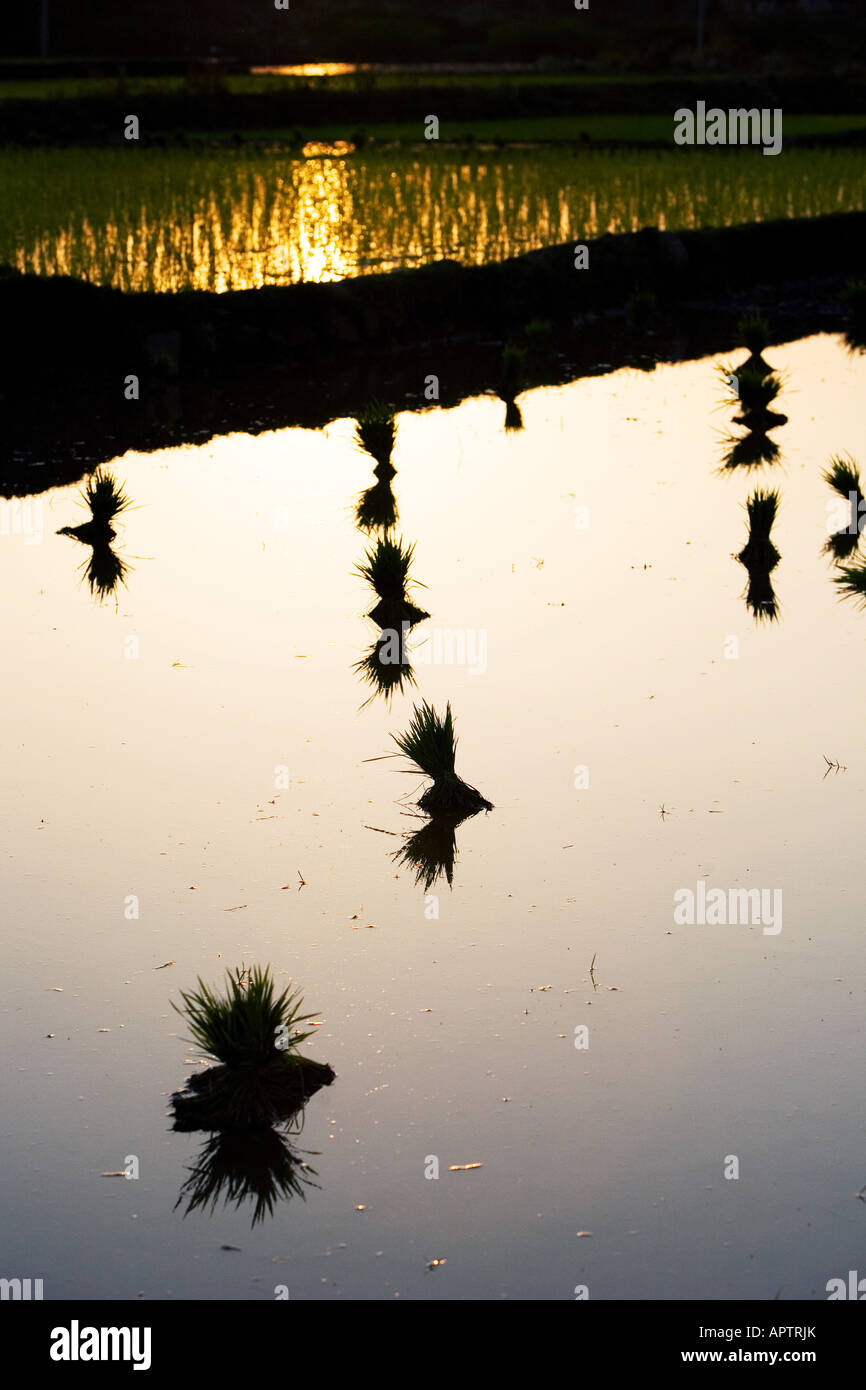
(737, 488, 781, 623)
(57, 469, 132, 603)
(832, 559, 866, 609)
(824, 453, 862, 499)
(353, 401, 396, 469)
(171, 965, 334, 1129)
(356, 536, 430, 629)
(734, 365, 781, 410)
(392, 700, 492, 816)
(503, 399, 524, 432)
(175, 964, 318, 1069)
(738, 488, 781, 568)
(82, 467, 131, 528)
(356, 536, 419, 604)
(716, 361, 742, 405)
(174, 1124, 319, 1227)
(823, 453, 863, 559)
(732, 366, 787, 432)
(57, 467, 131, 543)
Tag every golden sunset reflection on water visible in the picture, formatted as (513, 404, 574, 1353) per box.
(5, 146, 863, 292)
(250, 63, 359, 77)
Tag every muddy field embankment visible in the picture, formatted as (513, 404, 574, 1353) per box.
(1, 210, 863, 496)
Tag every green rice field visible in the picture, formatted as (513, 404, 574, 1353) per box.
(3, 143, 864, 291)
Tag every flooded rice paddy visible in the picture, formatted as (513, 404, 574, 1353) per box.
(2, 144, 864, 290)
(2, 332, 865, 1299)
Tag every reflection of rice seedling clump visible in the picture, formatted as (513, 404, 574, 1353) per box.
(56, 466, 132, 602)
(172, 965, 334, 1129)
(719, 429, 781, 470)
(354, 401, 396, 468)
(356, 476, 399, 532)
(737, 488, 780, 623)
(84, 542, 130, 601)
(393, 701, 492, 816)
(736, 313, 771, 356)
(353, 635, 417, 706)
(832, 560, 866, 609)
(731, 366, 787, 432)
(175, 1124, 320, 1227)
(391, 811, 480, 891)
(823, 454, 863, 559)
(499, 343, 526, 402)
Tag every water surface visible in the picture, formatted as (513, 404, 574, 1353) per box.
(2, 334, 865, 1299)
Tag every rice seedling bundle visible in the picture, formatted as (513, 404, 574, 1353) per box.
(171, 965, 334, 1129)
(392, 700, 492, 816)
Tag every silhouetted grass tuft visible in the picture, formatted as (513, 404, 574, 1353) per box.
(744, 487, 780, 544)
(823, 452, 862, 500)
(823, 453, 863, 558)
(356, 536, 419, 602)
(174, 964, 316, 1069)
(737, 488, 781, 622)
(171, 966, 334, 1129)
(392, 701, 492, 816)
(833, 560, 866, 609)
(83, 467, 131, 525)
